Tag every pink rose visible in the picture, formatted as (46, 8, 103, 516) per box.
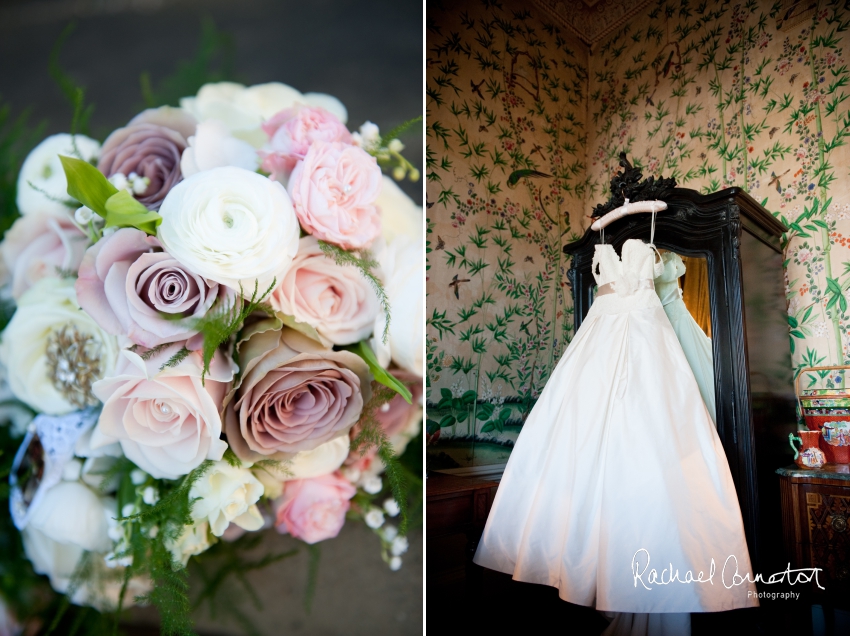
(0, 212, 88, 299)
(91, 343, 233, 479)
(373, 370, 423, 440)
(76, 228, 223, 348)
(288, 141, 382, 250)
(223, 326, 371, 462)
(269, 236, 379, 345)
(346, 370, 422, 469)
(260, 106, 352, 180)
(273, 472, 356, 544)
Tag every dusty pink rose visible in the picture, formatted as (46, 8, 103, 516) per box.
(90, 343, 233, 479)
(287, 141, 382, 250)
(372, 370, 423, 439)
(223, 325, 371, 462)
(75, 228, 222, 348)
(98, 107, 197, 210)
(260, 106, 352, 180)
(273, 472, 356, 544)
(269, 236, 379, 345)
(0, 212, 88, 299)
(346, 370, 422, 470)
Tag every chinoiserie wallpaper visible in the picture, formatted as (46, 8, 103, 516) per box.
(427, 0, 850, 469)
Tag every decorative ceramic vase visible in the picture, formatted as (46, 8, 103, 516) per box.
(790, 431, 827, 469)
(821, 421, 850, 464)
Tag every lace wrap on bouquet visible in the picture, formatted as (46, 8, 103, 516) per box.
(9, 407, 100, 530)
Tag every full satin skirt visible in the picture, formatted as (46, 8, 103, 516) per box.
(472, 290, 758, 613)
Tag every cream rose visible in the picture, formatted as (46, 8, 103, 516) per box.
(0, 277, 119, 415)
(375, 176, 423, 243)
(0, 211, 89, 300)
(16, 134, 100, 216)
(179, 82, 348, 147)
(167, 520, 214, 567)
(90, 343, 233, 479)
(189, 461, 264, 537)
(157, 166, 300, 292)
(270, 236, 379, 345)
(373, 235, 423, 376)
(254, 436, 350, 493)
(224, 325, 370, 463)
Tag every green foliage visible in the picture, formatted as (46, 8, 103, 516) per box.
(343, 340, 412, 403)
(161, 346, 191, 371)
(140, 17, 235, 108)
(49, 23, 94, 138)
(304, 544, 320, 614)
(192, 531, 297, 633)
(317, 240, 390, 343)
(58, 155, 162, 235)
(181, 278, 276, 383)
(350, 384, 410, 534)
(0, 99, 44, 239)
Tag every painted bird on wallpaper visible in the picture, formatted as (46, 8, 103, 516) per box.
(470, 79, 485, 99)
(769, 169, 790, 193)
(769, 127, 780, 139)
(449, 274, 471, 299)
(435, 236, 445, 250)
(507, 169, 552, 188)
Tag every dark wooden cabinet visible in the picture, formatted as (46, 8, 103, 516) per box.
(426, 472, 497, 585)
(778, 464, 850, 603)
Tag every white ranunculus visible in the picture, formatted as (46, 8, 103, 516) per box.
(376, 176, 423, 243)
(157, 167, 300, 292)
(21, 481, 147, 610)
(373, 235, 423, 376)
(16, 134, 101, 216)
(0, 277, 119, 415)
(189, 461, 264, 537)
(180, 119, 259, 178)
(167, 520, 214, 567)
(180, 82, 347, 147)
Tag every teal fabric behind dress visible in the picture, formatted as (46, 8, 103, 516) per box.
(655, 252, 717, 424)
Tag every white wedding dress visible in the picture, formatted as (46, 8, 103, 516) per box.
(473, 239, 758, 629)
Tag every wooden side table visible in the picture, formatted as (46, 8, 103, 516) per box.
(426, 472, 498, 585)
(777, 464, 850, 605)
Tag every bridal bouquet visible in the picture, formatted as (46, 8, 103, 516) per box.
(0, 79, 423, 631)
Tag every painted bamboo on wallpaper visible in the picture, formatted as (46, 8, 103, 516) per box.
(427, 0, 850, 468)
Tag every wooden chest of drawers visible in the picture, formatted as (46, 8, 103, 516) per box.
(777, 464, 850, 603)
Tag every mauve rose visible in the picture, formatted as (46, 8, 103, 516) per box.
(223, 324, 371, 463)
(98, 107, 197, 210)
(372, 370, 423, 440)
(288, 141, 382, 250)
(345, 371, 422, 472)
(90, 343, 233, 479)
(260, 106, 352, 181)
(0, 211, 88, 299)
(273, 472, 356, 544)
(269, 236, 379, 345)
(76, 228, 221, 348)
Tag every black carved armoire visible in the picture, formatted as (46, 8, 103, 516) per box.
(563, 157, 796, 572)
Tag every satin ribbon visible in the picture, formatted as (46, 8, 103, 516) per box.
(596, 279, 655, 297)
